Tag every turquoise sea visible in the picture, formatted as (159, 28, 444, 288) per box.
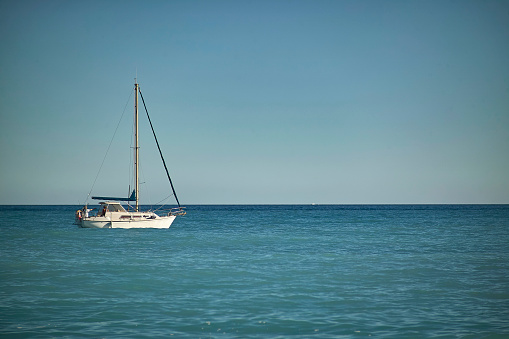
(1, 205, 508, 338)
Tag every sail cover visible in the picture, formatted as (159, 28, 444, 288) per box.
(92, 190, 136, 201)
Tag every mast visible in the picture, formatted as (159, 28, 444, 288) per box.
(134, 80, 139, 211)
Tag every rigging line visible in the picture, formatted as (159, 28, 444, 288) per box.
(138, 87, 182, 208)
(152, 194, 174, 212)
(84, 88, 134, 204)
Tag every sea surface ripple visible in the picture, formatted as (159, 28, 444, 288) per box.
(1, 205, 508, 338)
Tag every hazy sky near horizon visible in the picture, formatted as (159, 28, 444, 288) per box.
(1, 0, 508, 204)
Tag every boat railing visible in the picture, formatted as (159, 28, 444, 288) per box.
(168, 207, 187, 216)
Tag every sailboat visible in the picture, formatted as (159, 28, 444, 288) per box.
(75, 80, 185, 228)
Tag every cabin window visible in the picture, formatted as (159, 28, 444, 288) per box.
(107, 204, 126, 212)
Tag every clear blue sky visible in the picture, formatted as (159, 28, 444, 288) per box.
(1, 0, 508, 204)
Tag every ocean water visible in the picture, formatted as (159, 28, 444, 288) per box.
(1, 205, 508, 338)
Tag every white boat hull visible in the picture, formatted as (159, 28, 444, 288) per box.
(78, 214, 176, 229)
